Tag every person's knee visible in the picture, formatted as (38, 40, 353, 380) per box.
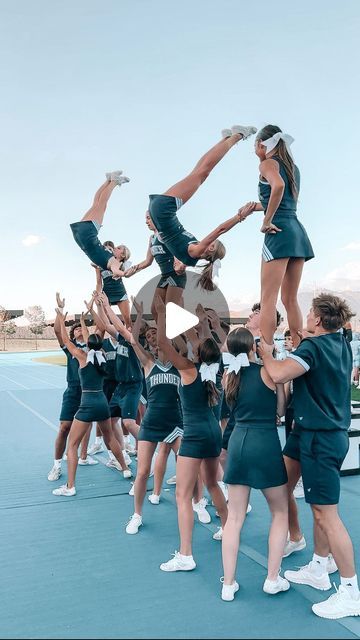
(281, 290, 297, 309)
(59, 421, 72, 436)
(137, 466, 151, 481)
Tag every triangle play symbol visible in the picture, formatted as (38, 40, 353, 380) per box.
(165, 302, 198, 340)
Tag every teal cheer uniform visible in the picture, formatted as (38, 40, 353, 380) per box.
(224, 363, 287, 489)
(109, 334, 143, 420)
(59, 341, 87, 421)
(75, 360, 110, 422)
(150, 233, 187, 289)
(259, 157, 314, 263)
(101, 269, 128, 304)
(287, 333, 352, 504)
(138, 360, 183, 443)
(70, 220, 113, 270)
(179, 365, 222, 459)
(148, 195, 198, 267)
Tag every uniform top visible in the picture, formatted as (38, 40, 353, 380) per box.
(179, 364, 220, 424)
(62, 341, 87, 386)
(231, 362, 277, 426)
(102, 337, 118, 379)
(78, 360, 106, 391)
(100, 269, 127, 301)
(114, 333, 143, 384)
(145, 360, 182, 413)
(258, 156, 300, 217)
(150, 234, 176, 275)
(288, 333, 352, 430)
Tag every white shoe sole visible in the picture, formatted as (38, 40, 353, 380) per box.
(311, 605, 360, 620)
(126, 526, 142, 535)
(284, 574, 331, 591)
(160, 564, 196, 572)
(221, 583, 239, 601)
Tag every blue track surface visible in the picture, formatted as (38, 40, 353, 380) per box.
(0, 352, 359, 639)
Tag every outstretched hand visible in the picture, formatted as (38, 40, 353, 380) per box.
(238, 201, 257, 221)
(56, 292, 65, 309)
(260, 222, 282, 234)
(131, 296, 143, 315)
(55, 307, 67, 321)
(124, 265, 138, 278)
(83, 297, 94, 313)
(196, 303, 207, 322)
(173, 258, 186, 274)
(257, 337, 275, 358)
(153, 294, 165, 314)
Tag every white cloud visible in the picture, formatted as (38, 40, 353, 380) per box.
(22, 234, 41, 247)
(322, 261, 360, 290)
(341, 242, 360, 251)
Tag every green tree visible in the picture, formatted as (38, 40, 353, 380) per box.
(25, 305, 46, 350)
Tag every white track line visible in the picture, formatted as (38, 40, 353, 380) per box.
(6, 391, 58, 432)
(0, 372, 29, 389)
(1, 366, 62, 389)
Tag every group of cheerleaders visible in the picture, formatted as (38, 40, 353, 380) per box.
(48, 124, 359, 620)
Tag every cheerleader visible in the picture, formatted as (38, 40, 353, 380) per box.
(70, 172, 129, 278)
(93, 242, 132, 328)
(221, 328, 289, 601)
(248, 126, 314, 347)
(148, 126, 257, 291)
(153, 296, 227, 572)
(52, 309, 132, 497)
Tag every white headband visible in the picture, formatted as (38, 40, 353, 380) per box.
(222, 352, 250, 374)
(199, 361, 219, 383)
(261, 132, 294, 160)
(86, 349, 106, 366)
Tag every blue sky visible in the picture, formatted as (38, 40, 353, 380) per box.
(1, 0, 360, 317)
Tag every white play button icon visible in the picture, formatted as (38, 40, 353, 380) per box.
(165, 302, 198, 339)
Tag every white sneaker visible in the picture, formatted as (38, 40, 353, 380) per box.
(128, 483, 135, 496)
(52, 484, 76, 497)
(108, 170, 123, 181)
(123, 469, 132, 479)
(263, 575, 290, 595)
(283, 535, 306, 558)
(192, 498, 211, 524)
(231, 125, 257, 140)
(160, 551, 196, 572)
(218, 481, 228, 502)
(221, 577, 239, 601)
(48, 465, 61, 481)
(221, 128, 232, 139)
(246, 504, 252, 515)
(166, 475, 177, 485)
(284, 562, 331, 591)
(149, 451, 158, 478)
(87, 442, 104, 455)
(62, 454, 67, 461)
(148, 494, 160, 505)
(213, 527, 223, 540)
(122, 450, 132, 466)
(327, 555, 338, 575)
(293, 477, 305, 499)
(312, 585, 360, 619)
(115, 175, 130, 186)
(125, 513, 142, 535)
(78, 456, 98, 465)
(125, 443, 137, 456)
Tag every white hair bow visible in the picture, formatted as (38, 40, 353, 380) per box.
(261, 132, 295, 160)
(222, 352, 250, 374)
(199, 362, 219, 383)
(212, 258, 222, 280)
(86, 349, 106, 366)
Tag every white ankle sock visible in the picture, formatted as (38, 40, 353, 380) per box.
(54, 459, 62, 467)
(179, 553, 193, 561)
(341, 575, 360, 599)
(95, 437, 102, 445)
(311, 553, 329, 576)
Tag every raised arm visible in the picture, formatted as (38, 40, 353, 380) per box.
(131, 298, 144, 341)
(128, 332, 154, 373)
(189, 202, 257, 259)
(275, 383, 287, 418)
(80, 310, 90, 343)
(258, 339, 306, 384)
(54, 292, 66, 347)
(154, 295, 195, 378)
(125, 238, 154, 277)
(259, 159, 285, 231)
(103, 299, 132, 343)
(55, 309, 86, 363)
(206, 309, 228, 347)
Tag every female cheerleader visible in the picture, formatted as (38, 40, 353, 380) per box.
(125, 212, 186, 316)
(52, 309, 132, 497)
(251, 125, 314, 347)
(125, 303, 183, 534)
(70, 171, 129, 278)
(221, 328, 289, 601)
(148, 125, 257, 291)
(153, 295, 227, 572)
(93, 242, 132, 328)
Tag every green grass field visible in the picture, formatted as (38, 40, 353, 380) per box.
(352, 386, 360, 402)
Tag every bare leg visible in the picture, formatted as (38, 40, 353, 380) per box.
(54, 421, 72, 459)
(79, 423, 93, 460)
(201, 457, 228, 528)
(112, 418, 125, 450)
(260, 258, 289, 345)
(98, 419, 129, 470)
(176, 456, 202, 556)
(116, 300, 131, 329)
(164, 134, 242, 204)
(219, 448, 228, 473)
(193, 474, 204, 503)
(134, 441, 158, 515)
(222, 485, 251, 585)
(67, 419, 90, 488)
(262, 484, 289, 580)
(284, 456, 303, 541)
(81, 180, 118, 225)
(153, 441, 180, 496)
(122, 418, 140, 441)
(281, 258, 305, 348)
(312, 504, 356, 577)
